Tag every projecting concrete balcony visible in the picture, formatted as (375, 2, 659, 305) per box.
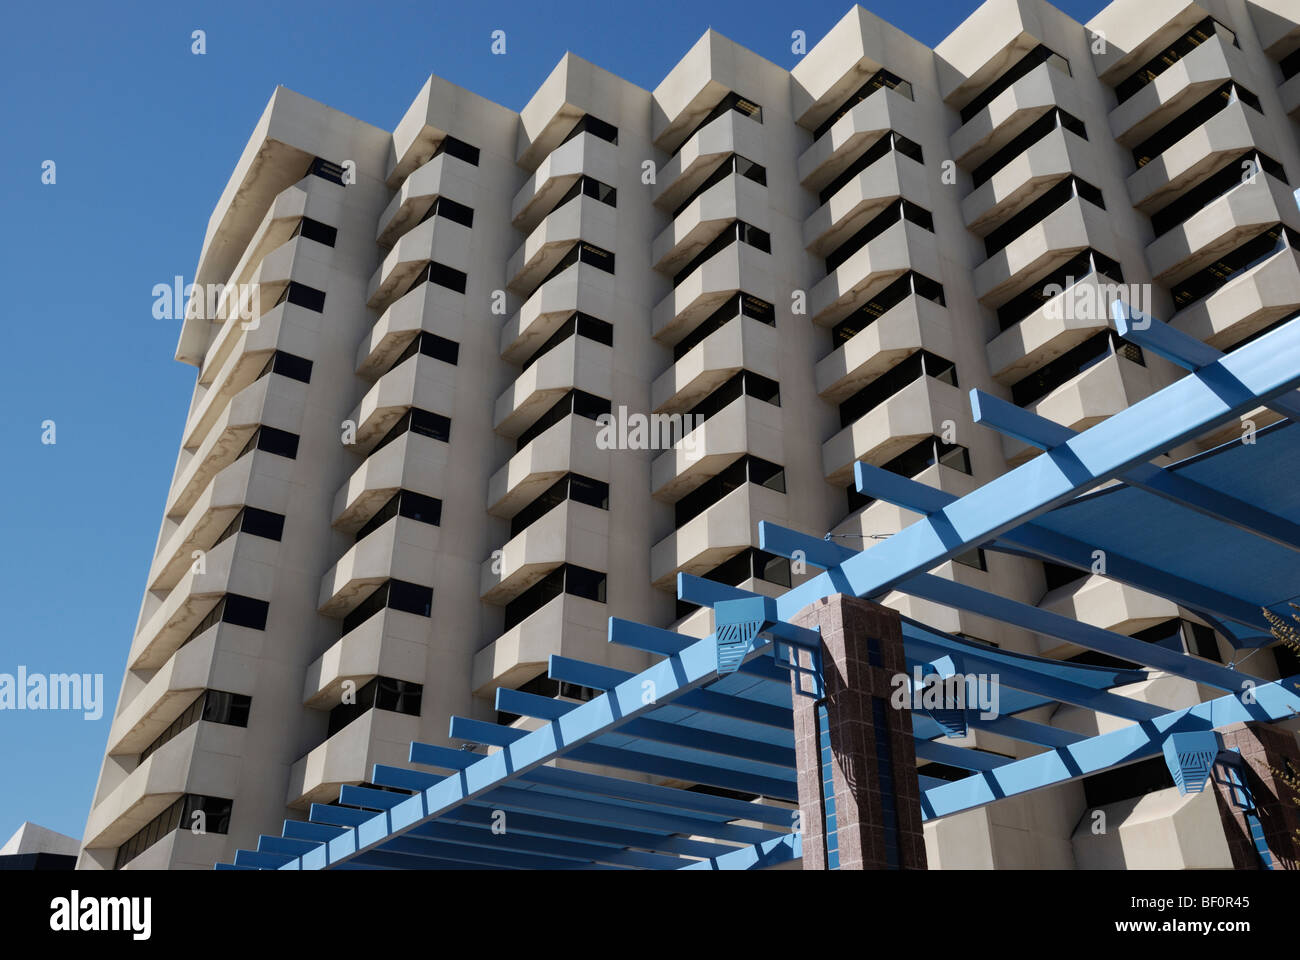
(130, 532, 277, 672)
(471, 594, 640, 696)
(821, 376, 966, 486)
(493, 336, 613, 439)
(200, 232, 334, 387)
(653, 109, 765, 211)
(1170, 245, 1300, 350)
(1039, 576, 1180, 658)
(797, 87, 920, 194)
(499, 262, 618, 363)
(332, 431, 448, 534)
(651, 315, 779, 414)
(167, 374, 304, 520)
(286, 708, 420, 809)
(1057, 676, 1202, 740)
(985, 271, 1121, 385)
(317, 517, 439, 616)
(650, 484, 788, 589)
(815, 296, 952, 403)
(810, 218, 942, 327)
(650, 397, 784, 501)
(513, 132, 618, 231)
(479, 501, 608, 603)
(356, 280, 467, 380)
(1127, 99, 1276, 212)
(149, 453, 255, 593)
(653, 176, 769, 274)
(652, 243, 775, 346)
(804, 152, 929, 257)
(1072, 786, 1233, 869)
(507, 198, 618, 297)
(974, 196, 1113, 305)
(1284, 73, 1300, 120)
(487, 415, 609, 518)
(961, 124, 1090, 233)
(376, 153, 478, 248)
(1004, 352, 1160, 466)
(346, 353, 456, 452)
(951, 60, 1078, 168)
(1147, 173, 1299, 284)
(83, 721, 246, 850)
(1109, 34, 1244, 147)
(302, 608, 431, 708)
(366, 215, 472, 312)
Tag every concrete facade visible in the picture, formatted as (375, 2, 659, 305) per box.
(81, 0, 1300, 869)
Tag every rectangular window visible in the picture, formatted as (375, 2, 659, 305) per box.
(236, 425, 300, 461)
(139, 689, 252, 764)
(554, 175, 617, 212)
(561, 114, 618, 147)
(838, 350, 958, 429)
(384, 331, 460, 376)
(276, 281, 326, 313)
(509, 473, 609, 539)
(1082, 755, 1174, 808)
(341, 579, 433, 636)
(847, 437, 971, 513)
(674, 293, 775, 361)
(496, 673, 600, 726)
(291, 216, 338, 247)
(701, 548, 791, 589)
(355, 489, 443, 542)
(831, 272, 945, 349)
(960, 46, 1070, 125)
(370, 407, 452, 457)
(672, 220, 769, 287)
(515, 389, 611, 451)
(327, 676, 423, 737)
(1132, 81, 1262, 168)
(685, 369, 781, 427)
(503, 564, 607, 630)
(520, 312, 613, 371)
(211, 506, 286, 549)
(402, 260, 468, 297)
(813, 69, 913, 141)
(255, 350, 313, 384)
(433, 135, 480, 166)
(538, 242, 616, 289)
(418, 195, 475, 229)
(674, 455, 785, 527)
(1282, 46, 1300, 82)
(114, 795, 232, 869)
(307, 157, 346, 184)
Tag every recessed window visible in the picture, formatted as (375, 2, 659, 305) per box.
(848, 437, 971, 513)
(327, 677, 423, 737)
(355, 490, 443, 543)
(369, 407, 452, 457)
(254, 350, 313, 384)
(1132, 81, 1262, 169)
(503, 564, 606, 631)
(275, 281, 326, 313)
(236, 425, 300, 461)
(1011, 330, 1144, 407)
(561, 114, 618, 147)
(138, 689, 252, 764)
(417, 195, 475, 229)
(831, 272, 945, 350)
(970, 109, 1086, 188)
(673, 154, 766, 218)
(1150, 150, 1287, 237)
(671, 92, 762, 157)
(959, 45, 1070, 125)
(537, 242, 615, 289)
(1114, 17, 1237, 104)
(432, 135, 480, 167)
(291, 216, 338, 247)
(674, 293, 774, 361)
(496, 672, 600, 726)
(515, 389, 610, 451)
(983, 176, 1104, 257)
(211, 506, 286, 549)
(684, 370, 780, 429)
(554, 175, 617, 212)
(995, 249, 1124, 332)
(819, 131, 924, 206)
(307, 157, 346, 184)
(402, 260, 468, 297)
(114, 795, 233, 869)
(383, 331, 459, 376)
(520, 312, 613, 371)
(825, 200, 932, 274)
(701, 548, 791, 589)
(838, 350, 957, 429)
(814, 69, 913, 141)
(341, 579, 433, 636)
(1169, 224, 1299, 312)
(673, 220, 770, 287)
(1082, 756, 1174, 808)
(509, 473, 609, 539)
(180, 594, 269, 649)
(674, 455, 785, 528)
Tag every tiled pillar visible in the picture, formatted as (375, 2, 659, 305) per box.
(790, 594, 926, 870)
(1212, 722, 1300, 870)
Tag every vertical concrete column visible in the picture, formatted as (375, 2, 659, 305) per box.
(790, 594, 926, 869)
(1212, 722, 1300, 870)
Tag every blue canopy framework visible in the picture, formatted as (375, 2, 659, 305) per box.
(220, 304, 1300, 870)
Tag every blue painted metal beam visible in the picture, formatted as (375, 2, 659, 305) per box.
(773, 317, 1300, 622)
(855, 459, 959, 514)
(408, 741, 480, 771)
(566, 743, 797, 800)
(899, 573, 1257, 692)
(406, 820, 684, 870)
(913, 739, 1014, 771)
(608, 617, 695, 656)
(495, 687, 581, 721)
(677, 833, 801, 870)
(922, 677, 1300, 819)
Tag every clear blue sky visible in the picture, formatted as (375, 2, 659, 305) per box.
(0, 0, 1105, 846)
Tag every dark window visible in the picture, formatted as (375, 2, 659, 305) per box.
(700, 548, 791, 590)
(341, 579, 433, 636)
(236, 425, 299, 461)
(291, 216, 338, 247)
(515, 389, 611, 452)
(685, 370, 781, 428)
(825, 200, 933, 274)
(538, 242, 616, 288)
(561, 114, 618, 147)
(814, 69, 913, 141)
(139, 689, 252, 764)
(673, 221, 770, 287)
(510, 473, 609, 539)
(1082, 756, 1174, 808)
(554, 175, 617, 211)
(674, 293, 775, 361)
(917, 761, 971, 783)
(497, 672, 601, 726)
(970, 109, 1086, 188)
(355, 490, 443, 543)
(1282, 46, 1300, 82)
(370, 407, 452, 457)
(672, 154, 766, 218)
(847, 437, 971, 513)
(831, 272, 945, 349)
(1186, 621, 1223, 663)
(1274, 640, 1300, 678)
(1150, 150, 1288, 237)
(984, 176, 1104, 257)
(520, 312, 613, 371)
(211, 506, 285, 549)
(838, 350, 957, 429)
(1170, 224, 1299, 311)
(307, 157, 346, 184)
(960, 45, 1070, 125)
(432, 135, 480, 166)
(1131, 618, 1189, 653)
(503, 564, 606, 631)
(1011, 330, 1144, 407)
(180, 594, 269, 649)
(254, 350, 313, 384)
(1043, 561, 1088, 592)
(418, 195, 475, 229)
(327, 676, 424, 737)
(1132, 81, 1262, 168)
(275, 281, 326, 313)
(384, 331, 460, 376)
(818, 131, 924, 206)
(671, 92, 762, 157)
(114, 795, 233, 869)
(1114, 17, 1237, 104)
(402, 260, 468, 297)
(995, 249, 1124, 332)
(674, 455, 785, 527)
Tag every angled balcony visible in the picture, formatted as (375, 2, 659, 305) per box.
(493, 337, 612, 439)
(506, 198, 618, 297)
(513, 132, 618, 231)
(345, 353, 456, 452)
(652, 313, 778, 414)
(815, 295, 952, 403)
(797, 86, 919, 194)
(317, 517, 438, 617)
(1170, 244, 1300, 349)
(303, 608, 431, 708)
(653, 175, 768, 274)
(499, 262, 618, 363)
(985, 271, 1121, 385)
(962, 123, 1090, 234)
(650, 395, 784, 501)
(148, 454, 255, 593)
(332, 430, 449, 534)
(651, 242, 775, 346)
(376, 153, 478, 248)
(653, 109, 765, 211)
(809, 218, 940, 327)
(1041, 575, 1180, 643)
(487, 415, 608, 518)
(649, 484, 787, 589)
(479, 501, 608, 603)
(804, 151, 928, 258)
(974, 196, 1113, 305)
(286, 708, 421, 808)
(951, 59, 1078, 168)
(356, 280, 467, 380)
(366, 216, 471, 313)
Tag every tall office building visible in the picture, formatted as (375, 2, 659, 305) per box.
(80, 0, 1300, 869)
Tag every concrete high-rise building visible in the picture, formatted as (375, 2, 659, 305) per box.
(79, 0, 1300, 870)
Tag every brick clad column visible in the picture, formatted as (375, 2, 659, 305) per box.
(1212, 722, 1300, 870)
(790, 594, 926, 870)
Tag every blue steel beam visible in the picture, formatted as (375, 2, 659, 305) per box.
(565, 743, 797, 800)
(922, 677, 1300, 819)
(678, 833, 802, 870)
(913, 739, 1014, 771)
(405, 820, 686, 870)
(772, 317, 1300, 622)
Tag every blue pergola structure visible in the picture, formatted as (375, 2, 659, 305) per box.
(221, 304, 1300, 870)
